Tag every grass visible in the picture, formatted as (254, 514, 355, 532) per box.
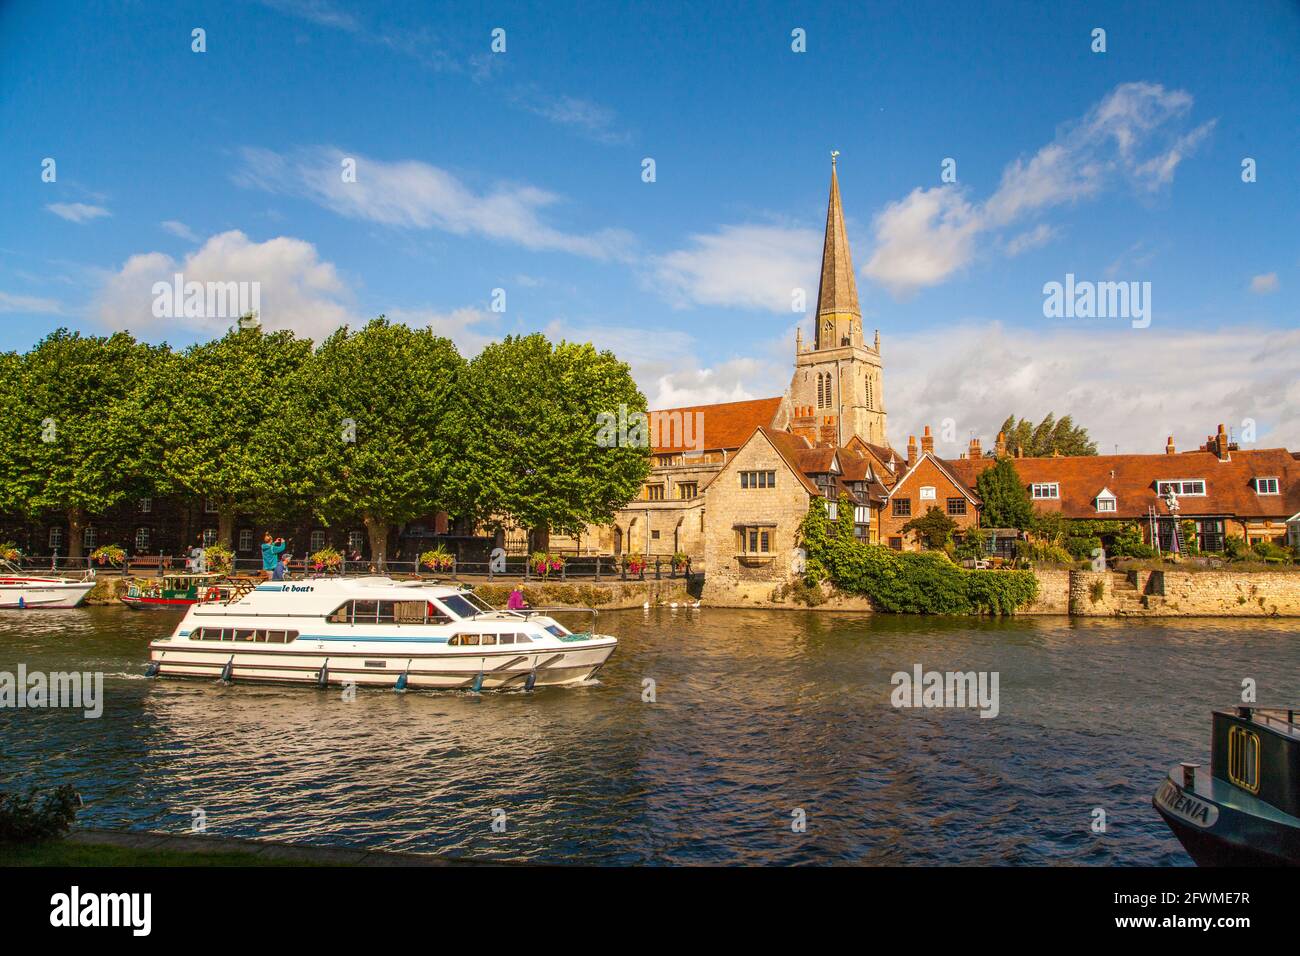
(0, 840, 307, 867)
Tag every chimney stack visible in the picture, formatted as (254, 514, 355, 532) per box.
(969, 436, 982, 459)
(1214, 423, 1230, 460)
(906, 435, 918, 467)
(995, 431, 1008, 458)
(921, 425, 934, 455)
(1165, 435, 1176, 455)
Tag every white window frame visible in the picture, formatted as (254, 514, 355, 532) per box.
(82, 525, 97, 550)
(135, 527, 151, 552)
(1096, 496, 1117, 513)
(202, 528, 218, 547)
(48, 527, 64, 551)
(1156, 480, 1206, 497)
(1031, 482, 1060, 500)
(919, 486, 936, 501)
(238, 528, 254, 552)
(1255, 477, 1280, 496)
(138, 497, 152, 513)
(310, 530, 327, 552)
(204, 497, 220, 514)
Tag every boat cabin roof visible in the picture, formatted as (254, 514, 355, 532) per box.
(200, 577, 497, 621)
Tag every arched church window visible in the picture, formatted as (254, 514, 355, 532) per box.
(822, 319, 833, 344)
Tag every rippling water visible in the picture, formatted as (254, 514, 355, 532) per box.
(2, 606, 1297, 864)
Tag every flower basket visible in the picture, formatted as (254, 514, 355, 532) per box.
(419, 547, 456, 573)
(622, 553, 646, 576)
(531, 552, 565, 578)
(0, 542, 22, 563)
(311, 547, 344, 574)
(671, 551, 689, 572)
(89, 545, 126, 568)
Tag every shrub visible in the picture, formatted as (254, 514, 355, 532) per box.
(900, 506, 958, 550)
(0, 541, 23, 562)
(1089, 579, 1106, 604)
(0, 784, 81, 844)
(670, 551, 689, 570)
(1223, 535, 1247, 560)
(797, 504, 1038, 615)
(1252, 540, 1291, 564)
(203, 543, 233, 574)
(1064, 535, 1102, 561)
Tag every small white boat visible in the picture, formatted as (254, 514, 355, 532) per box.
(0, 559, 96, 609)
(147, 577, 617, 691)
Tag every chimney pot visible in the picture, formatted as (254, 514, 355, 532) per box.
(1165, 435, 1176, 455)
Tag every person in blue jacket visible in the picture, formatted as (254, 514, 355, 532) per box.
(261, 533, 286, 580)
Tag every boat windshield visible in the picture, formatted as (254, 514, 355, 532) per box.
(437, 594, 483, 619)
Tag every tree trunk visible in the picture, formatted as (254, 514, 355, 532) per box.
(67, 506, 85, 560)
(218, 508, 236, 549)
(364, 514, 390, 571)
(530, 525, 550, 554)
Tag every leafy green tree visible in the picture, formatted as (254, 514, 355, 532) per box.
(149, 327, 311, 546)
(462, 334, 650, 550)
(2, 330, 165, 559)
(995, 412, 1097, 456)
(901, 505, 958, 549)
(263, 318, 469, 570)
(976, 457, 1035, 530)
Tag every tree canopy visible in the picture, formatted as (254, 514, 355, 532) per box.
(975, 457, 1035, 530)
(462, 334, 650, 548)
(995, 413, 1097, 457)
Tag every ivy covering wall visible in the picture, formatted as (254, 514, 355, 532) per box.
(800, 497, 1039, 615)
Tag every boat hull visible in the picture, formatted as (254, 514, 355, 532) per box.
(121, 595, 197, 611)
(0, 582, 95, 609)
(147, 639, 616, 690)
(1153, 771, 1300, 867)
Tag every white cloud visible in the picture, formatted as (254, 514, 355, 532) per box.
(385, 306, 499, 357)
(865, 82, 1216, 297)
(651, 224, 821, 312)
(1004, 223, 1058, 257)
(46, 203, 110, 223)
(883, 322, 1300, 454)
(235, 146, 635, 261)
(510, 86, 630, 144)
(161, 220, 200, 241)
(0, 291, 63, 314)
(1250, 272, 1279, 295)
(96, 230, 355, 339)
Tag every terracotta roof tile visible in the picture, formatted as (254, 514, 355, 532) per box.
(945, 449, 1300, 520)
(649, 397, 781, 454)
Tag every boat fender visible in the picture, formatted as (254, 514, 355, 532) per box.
(524, 671, 537, 691)
(220, 656, 234, 682)
(395, 672, 408, 692)
(145, 661, 160, 678)
(470, 671, 484, 693)
(317, 660, 329, 688)
(17, 596, 24, 609)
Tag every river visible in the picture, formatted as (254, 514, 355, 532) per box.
(2, 606, 1297, 864)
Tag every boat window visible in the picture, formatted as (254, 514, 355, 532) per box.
(352, 600, 380, 623)
(499, 634, 515, 645)
(191, 627, 298, 643)
(426, 602, 451, 624)
(455, 633, 480, 646)
(437, 594, 479, 619)
(481, 634, 497, 645)
(328, 603, 349, 623)
(515, 633, 532, 643)
(461, 592, 494, 613)
(1227, 726, 1261, 794)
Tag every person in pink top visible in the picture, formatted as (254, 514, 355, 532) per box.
(507, 586, 528, 610)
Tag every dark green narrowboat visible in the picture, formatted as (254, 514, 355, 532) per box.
(1155, 706, 1300, 866)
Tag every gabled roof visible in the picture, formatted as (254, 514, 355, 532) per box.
(946, 448, 1300, 519)
(887, 452, 982, 504)
(757, 427, 822, 495)
(649, 397, 781, 454)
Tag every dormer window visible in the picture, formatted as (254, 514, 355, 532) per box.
(1095, 486, 1117, 512)
(1156, 480, 1206, 497)
(1254, 477, 1280, 495)
(1031, 482, 1059, 500)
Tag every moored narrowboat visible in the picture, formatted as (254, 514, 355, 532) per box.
(121, 572, 233, 610)
(1154, 705, 1300, 866)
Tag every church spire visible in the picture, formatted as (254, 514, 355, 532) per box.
(814, 152, 861, 349)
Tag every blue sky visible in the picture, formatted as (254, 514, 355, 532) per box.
(1, 0, 1297, 453)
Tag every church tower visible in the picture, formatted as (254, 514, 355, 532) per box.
(781, 156, 888, 447)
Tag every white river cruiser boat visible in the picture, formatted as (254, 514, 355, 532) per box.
(146, 577, 617, 691)
(0, 560, 96, 609)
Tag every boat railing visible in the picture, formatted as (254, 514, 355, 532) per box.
(1231, 705, 1300, 738)
(487, 606, 599, 633)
